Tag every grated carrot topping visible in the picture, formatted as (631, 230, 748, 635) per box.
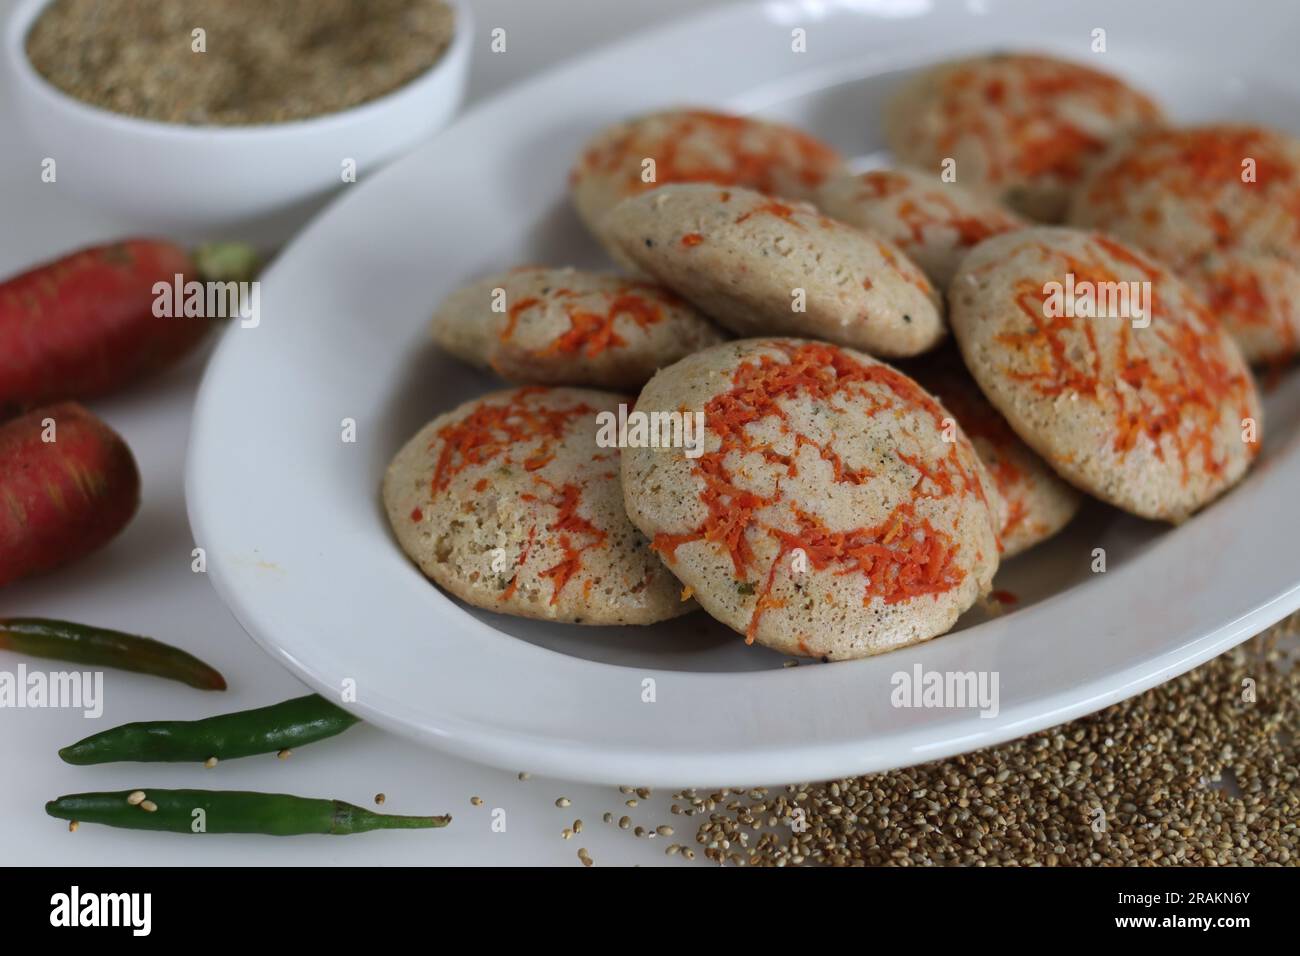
(735, 199, 802, 228)
(993, 238, 1256, 484)
(503, 284, 677, 359)
(651, 341, 980, 641)
(931, 55, 1160, 186)
(573, 109, 841, 198)
(499, 296, 540, 343)
(537, 480, 608, 605)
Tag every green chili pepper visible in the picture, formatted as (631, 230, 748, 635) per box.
(0, 618, 226, 690)
(46, 789, 450, 836)
(59, 694, 359, 765)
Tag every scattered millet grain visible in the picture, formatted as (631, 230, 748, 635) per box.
(373, 793, 386, 805)
(555, 797, 571, 808)
(577, 847, 593, 867)
(518, 772, 530, 781)
(574, 819, 583, 834)
(126, 791, 146, 806)
(470, 796, 483, 807)
(203, 756, 218, 769)
(68, 821, 78, 832)
(674, 625, 1299, 866)
(277, 748, 292, 760)
(139, 800, 158, 813)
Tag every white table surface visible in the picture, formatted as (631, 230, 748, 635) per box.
(0, 0, 731, 867)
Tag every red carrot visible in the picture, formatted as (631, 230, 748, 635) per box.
(0, 403, 140, 589)
(0, 239, 256, 411)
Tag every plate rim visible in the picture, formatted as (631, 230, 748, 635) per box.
(186, 0, 1300, 786)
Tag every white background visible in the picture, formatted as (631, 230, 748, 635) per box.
(0, 0, 731, 867)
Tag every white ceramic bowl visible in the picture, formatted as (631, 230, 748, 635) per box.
(3, 0, 472, 231)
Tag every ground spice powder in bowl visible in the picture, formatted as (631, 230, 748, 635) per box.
(25, 0, 456, 125)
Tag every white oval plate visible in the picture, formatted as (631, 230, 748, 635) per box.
(188, 0, 1300, 786)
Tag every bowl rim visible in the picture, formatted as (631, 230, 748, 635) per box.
(4, 0, 473, 140)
